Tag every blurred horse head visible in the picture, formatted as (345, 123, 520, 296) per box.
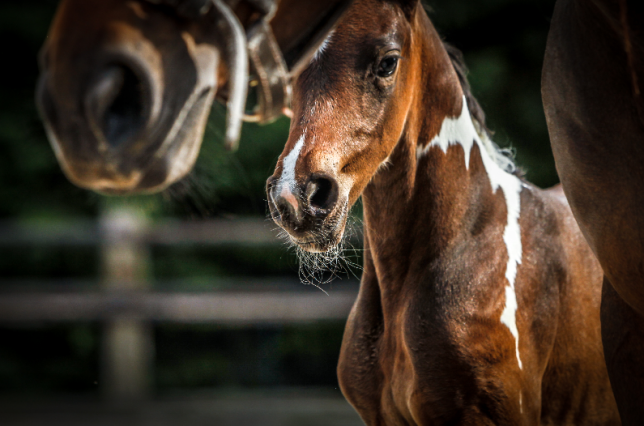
(37, 0, 352, 194)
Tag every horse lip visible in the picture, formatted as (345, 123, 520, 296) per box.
(275, 201, 348, 253)
(290, 230, 342, 253)
(288, 235, 331, 253)
(296, 240, 330, 254)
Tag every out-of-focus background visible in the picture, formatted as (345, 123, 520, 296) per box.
(0, 0, 557, 424)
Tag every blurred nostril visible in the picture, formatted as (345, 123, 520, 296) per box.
(86, 64, 146, 150)
(306, 175, 338, 212)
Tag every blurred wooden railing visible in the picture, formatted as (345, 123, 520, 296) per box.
(0, 207, 360, 400)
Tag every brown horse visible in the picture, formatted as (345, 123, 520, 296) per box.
(542, 0, 644, 423)
(267, 0, 619, 423)
(37, 0, 352, 194)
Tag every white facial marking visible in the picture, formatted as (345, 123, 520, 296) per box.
(278, 130, 307, 207)
(417, 96, 524, 370)
(280, 185, 300, 214)
(311, 31, 334, 63)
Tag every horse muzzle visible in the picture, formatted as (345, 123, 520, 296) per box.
(266, 173, 346, 252)
(36, 26, 218, 195)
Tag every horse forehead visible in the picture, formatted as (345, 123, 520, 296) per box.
(336, 4, 404, 47)
(294, 0, 407, 123)
(299, 14, 404, 92)
(343, 0, 403, 28)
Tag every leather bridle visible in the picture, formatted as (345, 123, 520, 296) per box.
(143, 0, 291, 150)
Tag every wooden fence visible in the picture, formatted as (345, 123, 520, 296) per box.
(0, 207, 360, 400)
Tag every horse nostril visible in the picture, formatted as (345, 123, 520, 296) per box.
(266, 176, 278, 208)
(266, 177, 292, 221)
(85, 64, 146, 150)
(306, 175, 338, 212)
(266, 176, 277, 193)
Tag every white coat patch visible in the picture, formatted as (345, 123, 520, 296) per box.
(417, 96, 524, 370)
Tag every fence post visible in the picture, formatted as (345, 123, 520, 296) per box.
(99, 205, 153, 401)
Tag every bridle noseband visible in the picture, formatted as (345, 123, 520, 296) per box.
(143, 0, 290, 150)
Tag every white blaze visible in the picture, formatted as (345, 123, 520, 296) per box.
(417, 96, 524, 370)
(278, 130, 307, 197)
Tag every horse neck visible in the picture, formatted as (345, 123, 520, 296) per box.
(361, 19, 520, 290)
(362, 109, 499, 273)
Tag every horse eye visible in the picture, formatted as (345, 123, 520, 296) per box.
(377, 56, 399, 78)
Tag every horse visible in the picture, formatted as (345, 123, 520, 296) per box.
(267, 0, 620, 423)
(36, 0, 352, 194)
(542, 0, 644, 423)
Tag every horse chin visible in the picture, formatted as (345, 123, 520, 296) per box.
(291, 212, 348, 254)
(53, 132, 200, 195)
(52, 128, 202, 195)
(294, 232, 343, 254)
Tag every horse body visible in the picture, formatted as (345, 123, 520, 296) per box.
(542, 0, 644, 422)
(268, 0, 618, 424)
(340, 104, 613, 425)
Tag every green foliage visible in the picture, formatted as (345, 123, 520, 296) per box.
(0, 246, 99, 281)
(0, 325, 100, 394)
(155, 323, 346, 390)
(152, 244, 298, 281)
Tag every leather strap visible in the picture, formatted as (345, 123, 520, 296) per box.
(141, 0, 352, 140)
(143, 0, 288, 125)
(244, 18, 291, 124)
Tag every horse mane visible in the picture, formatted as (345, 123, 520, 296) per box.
(444, 43, 518, 175)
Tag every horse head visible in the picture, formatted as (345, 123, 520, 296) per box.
(267, 0, 460, 252)
(36, 0, 250, 194)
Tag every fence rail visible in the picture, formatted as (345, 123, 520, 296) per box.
(0, 218, 281, 246)
(0, 290, 357, 323)
(0, 208, 362, 400)
(0, 217, 362, 246)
